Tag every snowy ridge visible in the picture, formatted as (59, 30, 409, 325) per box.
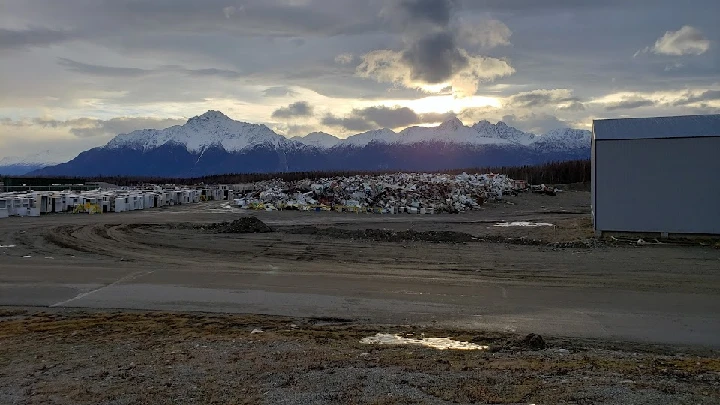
(532, 128, 592, 151)
(472, 120, 536, 145)
(102, 110, 590, 153)
(0, 150, 61, 166)
(106, 110, 287, 152)
(291, 132, 341, 148)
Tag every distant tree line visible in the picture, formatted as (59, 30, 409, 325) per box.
(15, 159, 591, 187)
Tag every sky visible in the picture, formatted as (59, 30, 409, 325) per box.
(1, 0, 718, 161)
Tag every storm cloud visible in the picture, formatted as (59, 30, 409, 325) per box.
(271, 101, 314, 119)
(358, 0, 515, 96)
(323, 105, 455, 131)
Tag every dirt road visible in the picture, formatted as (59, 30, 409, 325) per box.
(1, 191, 718, 345)
(1, 191, 720, 403)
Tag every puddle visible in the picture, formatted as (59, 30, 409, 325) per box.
(360, 333, 489, 351)
(0, 245, 16, 248)
(494, 222, 554, 227)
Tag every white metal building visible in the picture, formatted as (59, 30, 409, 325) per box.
(592, 114, 720, 236)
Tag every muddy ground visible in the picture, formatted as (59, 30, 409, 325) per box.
(1, 190, 719, 404)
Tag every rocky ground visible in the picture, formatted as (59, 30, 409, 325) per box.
(1, 308, 719, 405)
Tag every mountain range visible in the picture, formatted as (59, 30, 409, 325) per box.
(0, 150, 62, 176)
(10, 110, 591, 177)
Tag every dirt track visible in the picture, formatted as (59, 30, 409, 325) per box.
(1, 191, 720, 403)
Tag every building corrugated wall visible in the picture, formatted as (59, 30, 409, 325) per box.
(592, 115, 720, 235)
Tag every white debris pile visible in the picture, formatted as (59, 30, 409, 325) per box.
(234, 172, 526, 214)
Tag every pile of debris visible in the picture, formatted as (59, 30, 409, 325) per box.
(234, 172, 527, 214)
(203, 217, 273, 233)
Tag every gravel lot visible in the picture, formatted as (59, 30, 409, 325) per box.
(1, 190, 719, 404)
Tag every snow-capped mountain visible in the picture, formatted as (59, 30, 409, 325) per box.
(291, 132, 341, 148)
(0, 150, 62, 175)
(472, 120, 537, 145)
(32, 111, 591, 177)
(533, 128, 592, 151)
(342, 128, 397, 147)
(397, 118, 514, 146)
(107, 110, 288, 152)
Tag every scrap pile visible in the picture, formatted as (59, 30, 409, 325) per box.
(234, 172, 525, 214)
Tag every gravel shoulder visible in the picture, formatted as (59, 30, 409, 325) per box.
(1, 308, 719, 405)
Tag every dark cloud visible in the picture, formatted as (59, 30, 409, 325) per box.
(57, 58, 241, 79)
(271, 101, 314, 119)
(321, 114, 375, 132)
(323, 106, 455, 131)
(356, 106, 420, 128)
(58, 58, 151, 77)
(262, 86, 300, 97)
(393, 0, 456, 27)
(31, 117, 185, 138)
(509, 89, 581, 108)
(401, 31, 468, 83)
(604, 98, 656, 111)
(674, 90, 720, 106)
(0, 28, 76, 50)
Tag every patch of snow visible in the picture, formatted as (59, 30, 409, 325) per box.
(360, 333, 489, 350)
(0, 245, 16, 248)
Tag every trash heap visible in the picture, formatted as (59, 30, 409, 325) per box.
(234, 172, 524, 214)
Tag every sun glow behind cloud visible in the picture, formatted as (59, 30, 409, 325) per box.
(376, 95, 501, 115)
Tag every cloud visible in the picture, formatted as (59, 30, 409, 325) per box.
(223, 6, 238, 18)
(604, 98, 656, 111)
(321, 114, 374, 132)
(271, 101, 314, 118)
(501, 113, 568, 134)
(358, 0, 514, 97)
(357, 48, 513, 96)
(322, 105, 455, 131)
(0, 28, 76, 50)
(557, 101, 586, 111)
(57, 58, 241, 79)
(262, 86, 300, 97)
(673, 89, 720, 106)
(456, 19, 512, 49)
(637, 26, 711, 56)
(28, 116, 185, 138)
(507, 89, 581, 109)
(334, 53, 355, 65)
(383, 0, 457, 28)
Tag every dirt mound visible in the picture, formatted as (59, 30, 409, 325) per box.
(287, 226, 475, 243)
(204, 217, 273, 233)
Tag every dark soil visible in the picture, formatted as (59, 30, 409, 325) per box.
(286, 226, 476, 243)
(200, 217, 273, 233)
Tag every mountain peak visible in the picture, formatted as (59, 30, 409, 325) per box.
(437, 117, 464, 131)
(189, 110, 231, 122)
